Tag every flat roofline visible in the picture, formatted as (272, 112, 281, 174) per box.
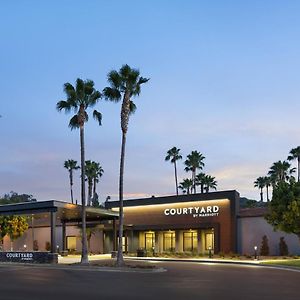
(105, 190, 240, 208)
(0, 200, 118, 218)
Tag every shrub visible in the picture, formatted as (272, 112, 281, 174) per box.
(33, 240, 39, 251)
(260, 235, 269, 256)
(279, 237, 289, 256)
(45, 241, 51, 252)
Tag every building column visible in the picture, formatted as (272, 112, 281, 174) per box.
(197, 229, 202, 254)
(62, 220, 66, 252)
(175, 230, 180, 252)
(50, 211, 57, 254)
(113, 218, 117, 251)
(154, 232, 159, 253)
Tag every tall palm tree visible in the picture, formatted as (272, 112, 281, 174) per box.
(179, 178, 193, 194)
(165, 147, 182, 195)
(195, 172, 206, 193)
(57, 78, 102, 264)
(184, 151, 205, 193)
(64, 159, 80, 204)
(85, 160, 96, 207)
(103, 64, 149, 266)
(92, 162, 104, 204)
(203, 175, 217, 193)
(287, 146, 300, 182)
(254, 176, 265, 202)
(268, 160, 295, 184)
(263, 176, 271, 202)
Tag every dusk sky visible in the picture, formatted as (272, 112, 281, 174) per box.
(1, 1, 300, 202)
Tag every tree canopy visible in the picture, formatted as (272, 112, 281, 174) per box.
(265, 181, 300, 238)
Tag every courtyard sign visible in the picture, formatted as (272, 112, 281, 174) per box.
(164, 205, 219, 218)
(0, 252, 58, 264)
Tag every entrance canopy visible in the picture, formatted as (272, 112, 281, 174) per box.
(0, 200, 118, 223)
(0, 200, 119, 253)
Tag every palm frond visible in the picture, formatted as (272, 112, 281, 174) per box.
(119, 64, 132, 79)
(89, 90, 102, 107)
(93, 110, 102, 126)
(68, 115, 79, 130)
(138, 77, 150, 85)
(129, 100, 137, 115)
(56, 100, 73, 113)
(103, 87, 121, 102)
(107, 70, 122, 89)
(63, 83, 76, 99)
(75, 78, 85, 102)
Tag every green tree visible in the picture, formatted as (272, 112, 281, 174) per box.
(103, 64, 149, 266)
(279, 237, 289, 256)
(0, 216, 9, 249)
(184, 151, 205, 193)
(85, 160, 96, 207)
(7, 216, 29, 251)
(268, 160, 295, 184)
(92, 162, 104, 204)
(287, 146, 300, 182)
(260, 235, 269, 256)
(195, 172, 206, 193)
(165, 147, 182, 195)
(179, 178, 193, 194)
(203, 175, 217, 193)
(57, 78, 102, 264)
(0, 192, 36, 205)
(265, 181, 300, 240)
(254, 176, 265, 202)
(64, 159, 80, 204)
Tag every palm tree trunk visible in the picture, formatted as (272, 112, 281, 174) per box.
(260, 188, 263, 202)
(70, 171, 74, 204)
(201, 184, 204, 193)
(87, 179, 93, 206)
(80, 125, 88, 264)
(266, 186, 269, 202)
(174, 161, 178, 195)
(117, 131, 126, 267)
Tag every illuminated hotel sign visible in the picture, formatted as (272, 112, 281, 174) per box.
(164, 205, 220, 218)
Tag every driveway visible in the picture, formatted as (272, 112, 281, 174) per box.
(0, 261, 299, 300)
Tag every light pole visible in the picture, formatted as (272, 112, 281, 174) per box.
(254, 245, 258, 260)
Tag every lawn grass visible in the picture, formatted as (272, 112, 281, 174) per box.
(262, 259, 300, 268)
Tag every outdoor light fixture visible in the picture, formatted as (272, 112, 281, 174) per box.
(23, 244, 27, 251)
(254, 245, 258, 260)
(208, 246, 212, 258)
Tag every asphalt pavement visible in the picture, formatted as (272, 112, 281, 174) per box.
(0, 261, 299, 300)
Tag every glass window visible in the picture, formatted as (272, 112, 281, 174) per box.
(145, 232, 155, 250)
(205, 233, 214, 250)
(67, 236, 76, 250)
(183, 231, 197, 251)
(163, 231, 175, 252)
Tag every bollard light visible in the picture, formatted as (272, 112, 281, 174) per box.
(254, 245, 258, 260)
(208, 246, 212, 258)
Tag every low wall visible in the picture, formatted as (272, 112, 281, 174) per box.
(0, 252, 58, 264)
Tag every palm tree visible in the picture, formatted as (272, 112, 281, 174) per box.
(254, 176, 265, 202)
(179, 178, 193, 194)
(57, 78, 102, 264)
(195, 172, 206, 193)
(103, 64, 149, 266)
(85, 160, 96, 207)
(263, 176, 271, 202)
(268, 160, 295, 184)
(165, 147, 182, 195)
(203, 175, 217, 193)
(64, 159, 80, 204)
(92, 162, 104, 204)
(287, 146, 300, 182)
(184, 151, 205, 193)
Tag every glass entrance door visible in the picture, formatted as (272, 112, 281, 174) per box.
(145, 232, 155, 251)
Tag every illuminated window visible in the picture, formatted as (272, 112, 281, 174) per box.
(183, 231, 197, 251)
(67, 236, 76, 250)
(205, 233, 214, 250)
(145, 232, 155, 250)
(163, 231, 175, 252)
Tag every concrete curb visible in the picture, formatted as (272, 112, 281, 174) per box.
(0, 262, 166, 273)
